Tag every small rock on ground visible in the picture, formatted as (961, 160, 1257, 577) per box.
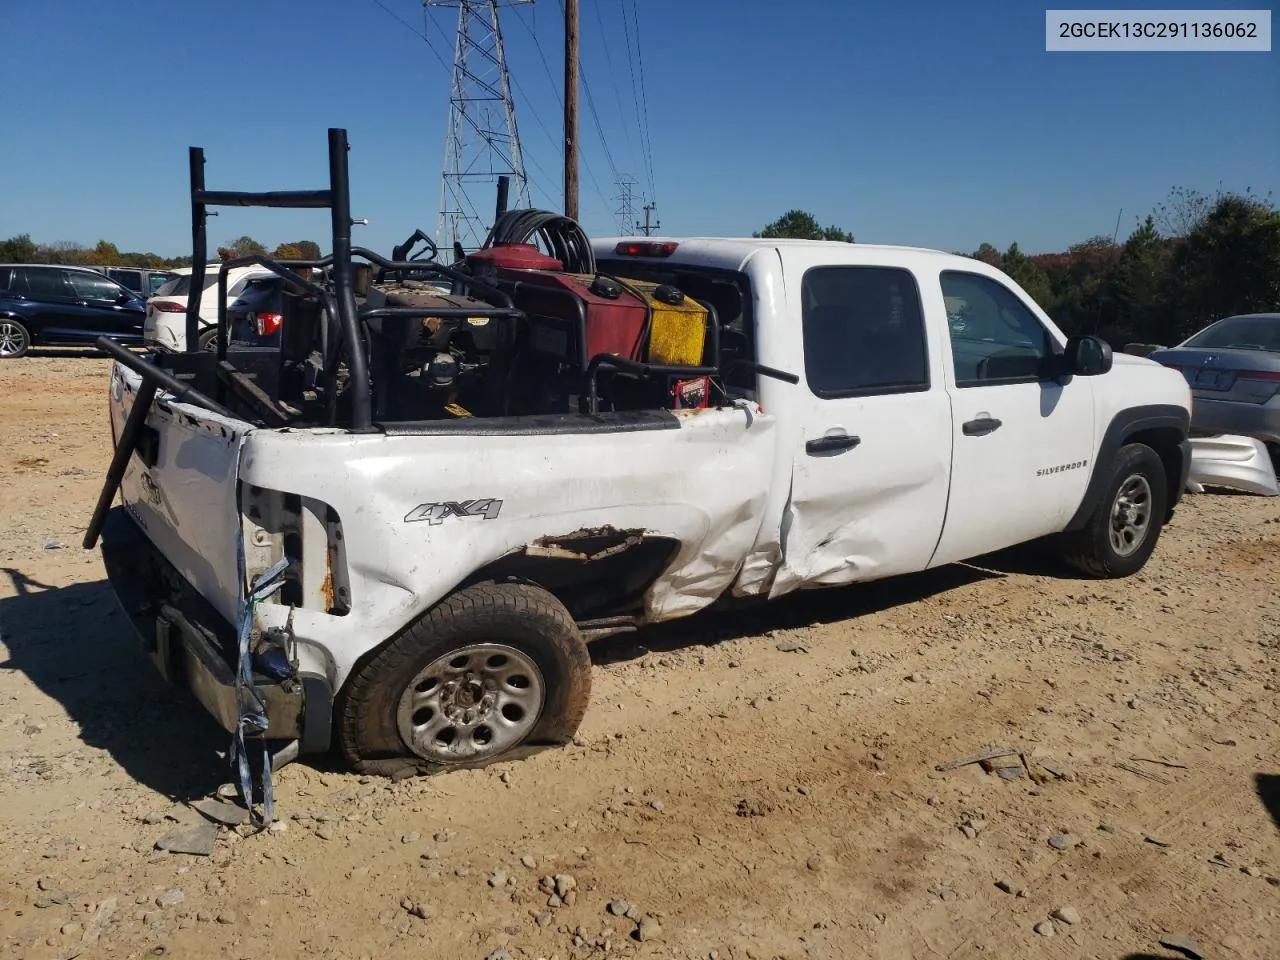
(1052, 905, 1080, 925)
(637, 915, 662, 941)
(156, 889, 185, 908)
(1158, 934, 1204, 958)
(1034, 920, 1055, 937)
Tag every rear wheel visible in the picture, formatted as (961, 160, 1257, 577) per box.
(196, 328, 220, 352)
(337, 581, 591, 778)
(1061, 442, 1168, 578)
(0, 318, 31, 359)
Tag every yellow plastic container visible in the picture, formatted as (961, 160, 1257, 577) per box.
(617, 278, 708, 366)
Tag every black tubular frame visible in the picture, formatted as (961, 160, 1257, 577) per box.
(83, 337, 238, 549)
(187, 127, 372, 431)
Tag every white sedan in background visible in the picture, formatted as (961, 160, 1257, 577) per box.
(144, 265, 275, 352)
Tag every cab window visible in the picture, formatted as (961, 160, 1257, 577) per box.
(801, 266, 929, 398)
(941, 271, 1054, 386)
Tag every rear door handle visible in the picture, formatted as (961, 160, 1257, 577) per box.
(962, 416, 1002, 436)
(806, 433, 861, 455)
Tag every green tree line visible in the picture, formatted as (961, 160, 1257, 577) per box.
(760, 186, 1280, 348)
(0, 235, 323, 271)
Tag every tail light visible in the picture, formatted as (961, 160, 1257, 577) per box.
(1238, 369, 1280, 382)
(614, 241, 678, 257)
(149, 300, 185, 313)
(253, 312, 283, 337)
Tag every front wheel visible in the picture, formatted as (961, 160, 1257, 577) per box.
(0, 318, 31, 359)
(1060, 442, 1168, 578)
(337, 581, 591, 777)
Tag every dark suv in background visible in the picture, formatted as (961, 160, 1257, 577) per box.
(228, 275, 286, 347)
(0, 264, 146, 358)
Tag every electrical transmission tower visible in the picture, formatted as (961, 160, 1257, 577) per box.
(425, 0, 531, 253)
(612, 175, 638, 235)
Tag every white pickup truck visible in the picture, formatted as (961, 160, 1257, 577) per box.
(86, 133, 1192, 781)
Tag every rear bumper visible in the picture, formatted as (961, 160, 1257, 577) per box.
(1187, 434, 1280, 497)
(1191, 397, 1280, 446)
(99, 507, 327, 745)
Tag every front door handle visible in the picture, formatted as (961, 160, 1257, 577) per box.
(962, 416, 1002, 436)
(806, 433, 861, 455)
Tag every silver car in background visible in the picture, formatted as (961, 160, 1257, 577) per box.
(1148, 313, 1280, 473)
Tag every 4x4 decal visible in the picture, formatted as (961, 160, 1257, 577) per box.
(404, 498, 504, 525)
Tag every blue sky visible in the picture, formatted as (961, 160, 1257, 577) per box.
(1, 0, 1276, 257)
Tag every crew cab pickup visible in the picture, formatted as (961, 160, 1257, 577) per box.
(88, 130, 1192, 780)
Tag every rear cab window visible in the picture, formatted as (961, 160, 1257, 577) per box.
(800, 266, 929, 397)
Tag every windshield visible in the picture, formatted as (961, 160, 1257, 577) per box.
(1183, 315, 1280, 352)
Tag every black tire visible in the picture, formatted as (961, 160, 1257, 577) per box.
(196, 327, 220, 352)
(336, 581, 591, 778)
(1061, 442, 1168, 578)
(0, 317, 31, 359)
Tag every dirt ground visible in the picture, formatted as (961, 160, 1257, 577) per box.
(1, 353, 1277, 960)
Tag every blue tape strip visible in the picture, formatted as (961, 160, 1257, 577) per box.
(230, 531, 290, 828)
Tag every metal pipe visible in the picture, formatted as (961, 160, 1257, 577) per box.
(584, 354, 719, 415)
(187, 147, 206, 353)
(358, 307, 523, 321)
(495, 175, 510, 221)
(350, 245, 516, 309)
(327, 128, 373, 432)
(94, 337, 237, 417)
(83, 378, 156, 550)
(193, 189, 332, 209)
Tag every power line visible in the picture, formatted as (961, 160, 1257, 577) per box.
(368, 0, 450, 70)
(626, 0, 656, 202)
(617, 0, 654, 201)
(591, 0, 639, 168)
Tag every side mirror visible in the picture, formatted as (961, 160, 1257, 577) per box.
(116, 291, 133, 305)
(1064, 334, 1112, 377)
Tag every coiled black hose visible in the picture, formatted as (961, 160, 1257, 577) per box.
(481, 208, 596, 275)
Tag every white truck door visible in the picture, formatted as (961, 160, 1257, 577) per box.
(928, 267, 1095, 567)
(769, 260, 953, 597)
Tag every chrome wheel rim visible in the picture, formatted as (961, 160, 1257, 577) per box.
(1109, 474, 1152, 557)
(0, 321, 28, 356)
(396, 643, 544, 763)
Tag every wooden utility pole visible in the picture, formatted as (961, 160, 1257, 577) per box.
(564, 0, 579, 220)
